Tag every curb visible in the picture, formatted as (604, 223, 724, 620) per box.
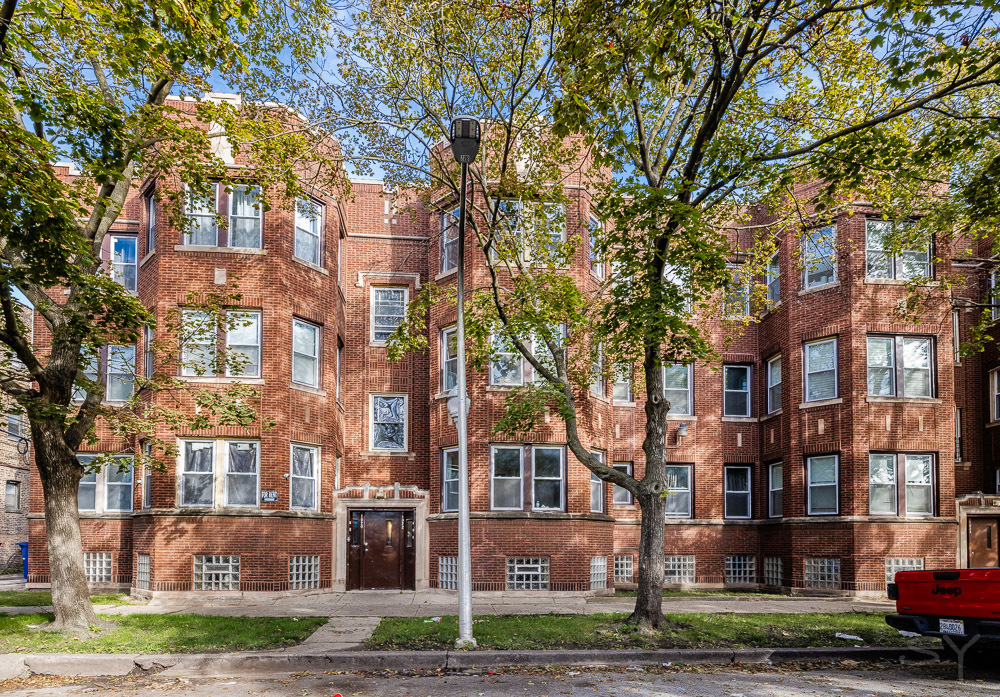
(0, 646, 937, 679)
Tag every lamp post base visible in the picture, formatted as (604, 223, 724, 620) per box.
(454, 637, 478, 650)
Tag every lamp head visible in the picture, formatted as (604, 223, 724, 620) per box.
(449, 116, 481, 164)
(676, 422, 689, 438)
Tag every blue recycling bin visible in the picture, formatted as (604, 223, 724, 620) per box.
(16, 542, 27, 579)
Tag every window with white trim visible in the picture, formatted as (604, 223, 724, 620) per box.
(665, 555, 696, 583)
(5, 481, 20, 511)
(952, 310, 961, 363)
(867, 335, 934, 398)
(223, 442, 262, 507)
(723, 264, 750, 318)
(294, 198, 324, 266)
(804, 338, 837, 402)
(532, 446, 563, 511)
(589, 215, 604, 278)
(491, 445, 523, 510)
(802, 224, 837, 288)
(106, 345, 136, 402)
(292, 319, 321, 388)
(441, 208, 459, 272)
(442, 448, 459, 512)
(506, 557, 549, 590)
(110, 235, 137, 292)
(229, 184, 262, 248)
(371, 394, 407, 451)
(185, 183, 219, 246)
(193, 555, 239, 591)
(807, 455, 839, 515)
(723, 364, 751, 417)
(73, 351, 99, 402)
(955, 407, 963, 462)
(84, 552, 113, 583)
(612, 463, 633, 505)
(336, 340, 343, 400)
(6, 413, 23, 440)
(767, 355, 782, 413)
(665, 465, 691, 518)
(529, 324, 566, 384)
(766, 251, 780, 304)
(181, 310, 217, 377)
(145, 193, 156, 256)
(441, 326, 458, 392)
(290, 444, 319, 510)
(992, 271, 1000, 321)
(142, 442, 152, 509)
(590, 343, 605, 396)
(77, 454, 133, 513)
(490, 333, 524, 386)
(865, 219, 930, 280)
(992, 369, 1000, 422)
(222, 311, 260, 378)
(612, 370, 631, 402)
(180, 440, 215, 507)
(663, 363, 693, 415)
(804, 557, 841, 589)
(371, 287, 407, 344)
(289, 555, 320, 590)
(143, 325, 154, 378)
(725, 555, 756, 584)
(885, 557, 923, 585)
(768, 462, 783, 517)
(869, 452, 934, 516)
(724, 466, 751, 519)
(494, 200, 565, 263)
(590, 451, 604, 513)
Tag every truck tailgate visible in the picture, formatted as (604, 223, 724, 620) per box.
(896, 569, 1000, 620)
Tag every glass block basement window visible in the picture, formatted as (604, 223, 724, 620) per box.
(590, 556, 607, 590)
(289, 555, 320, 590)
(725, 555, 756, 584)
(764, 556, 783, 587)
(438, 556, 458, 590)
(135, 554, 151, 591)
(83, 553, 112, 583)
(193, 555, 240, 591)
(506, 557, 549, 590)
(804, 557, 841, 589)
(664, 555, 696, 584)
(613, 554, 633, 584)
(885, 557, 923, 585)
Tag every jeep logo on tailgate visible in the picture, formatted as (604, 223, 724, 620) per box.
(931, 585, 963, 597)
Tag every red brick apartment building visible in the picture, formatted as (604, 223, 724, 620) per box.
(24, 104, 1000, 595)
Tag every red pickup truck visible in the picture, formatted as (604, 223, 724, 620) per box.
(886, 569, 1000, 653)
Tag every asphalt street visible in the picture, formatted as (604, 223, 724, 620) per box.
(2, 663, 997, 697)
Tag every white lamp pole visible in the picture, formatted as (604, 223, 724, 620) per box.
(448, 115, 481, 649)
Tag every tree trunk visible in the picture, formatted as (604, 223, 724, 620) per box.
(629, 491, 667, 628)
(34, 429, 99, 635)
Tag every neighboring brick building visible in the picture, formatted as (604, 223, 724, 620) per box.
(1, 409, 30, 573)
(24, 100, 1000, 594)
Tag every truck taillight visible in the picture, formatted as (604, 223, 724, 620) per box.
(887, 582, 898, 600)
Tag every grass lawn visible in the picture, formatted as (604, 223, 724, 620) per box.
(0, 613, 327, 653)
(0, 591, 133, 607)
(615, 589, 779, 598)
(367, 612, 932, 651)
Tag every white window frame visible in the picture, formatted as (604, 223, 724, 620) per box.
(589, 215, 604, 279)
(225, 310, 262, 378)
(143, 325, 154, 378)
(145, 193, 156, 255)
(807, 454, 839, 516)
(768, 462, 783, 518)
(109, 234, 138, 292)
(955, 406, 962, 462)
(664, 464, 691, 518)
(442, 447, 459, 512)
(490, 333, 524, 386)
(802, 224, 837, 289)
(179, 440, 216, 508)
(766, 250, 780, 304)
(663, 362, 693, 415)
(767, 355, 782, 414)
(370, 393, 408, 452)
(5, 480, 19, 512)
(494, 200, 566, 263)
(181, 310, 217, 377)
(178, 439, 263, 510)
(804, 338, 838, 402)
(865, 219, 931, 280)
(441, 207, 459, 273)
(336, 341, 343, 400)
(491, 445, 524, 511)
(531, 446, 564, 512)
(869, 452, 934, 517)
(867, 335, 934, 399)
(723, 364, 751, 417)
(590, 450, 604, 513)
(992, 271, 1000, 321)
(184, 182, 219, 246)
(370, 286, 409, 344)
(590, 342, 605, 396)
(952, 310, 961, 363)
(292, 319, 321, 388)
(105, 344, 136, 402)
(223, 440, 260, 508)
(723, 264, 750, 318)
(613, 463, 633, 505)
(441, 326, 458, 393)
(724, 465, 751, 519)
(77, 454, 133, 513)
(290, 443, 319, 511)
(142, 442, 152, 509)
(992, 369, 1000, 422)
(228, 184, 262, 249)
(612, 370, 632, 402)
(294, 197, 324, 266)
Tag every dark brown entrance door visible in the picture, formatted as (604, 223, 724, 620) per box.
(347, 509, 416, 590)
(969, 518, 999, 568)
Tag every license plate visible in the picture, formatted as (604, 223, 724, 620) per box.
(939, 619, 965, 635)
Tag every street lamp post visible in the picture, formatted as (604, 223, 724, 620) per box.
(448, 115, 481, 650)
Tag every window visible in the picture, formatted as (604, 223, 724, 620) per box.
(506, 557, 549, 590)
(802, 225, 837, 288)
(441, 208, 459, 272)
(73, 352, 100, 402)
(664, 555, 696, 583)
(290, 444, 318, 510)
(955, 407, 963, 462)
(145, 194, 156, 256)
(77, 454, 133, 512)
(193, 555, 239, 591)
(723, 264, 750, 318)
(442, 448, 459, 512)
(294, 198, 323, 266)
(865, 219, 930, 280)
(292, 319, 320, 388)
(589, 215, 604, 278)
(142, 442, 152, 509)
(530, 324, 566, 384)
(612, 463, 633, 505)
(336, 341, 343, 400)
(767, 355, 782, 413)
(724, 466, 751, 519)
(490, 333, 524, 386)
(768, 462, 783, 517)
(532, 446, 563, 511)
(181, 310, 216, 376)
(180, 441, 216, 507)
(765, 556, 783, 586)
(804, 558, 841, 589)
(185, 183, 218, 246)
(225, 311, 261, 378)
(371, 287, 407, 344)
(5, 481, 19, 511)
(725, 555, 756, 584)
(869, 453, 934, 516)
(766, 251, 780, 304)
(807, 455, 838, 515)
(612, 371, 631, 402)
(590, 343, 605, 396)
(7, 413, 24, 440)
(84, 553, 113, 583)
(665, 465, 691, 517)
(723, 365, 751, 417)
(491, 445, 523, 510)
(663, 363, 693, 415)
(993, 271, 1000, 321)
(441, 327, 458, 392)
(228, 184, 262, 248)
(143, 325, 154, 378)
(953, 310, 961, 363)
(222, 441, 257, 507)
(614, 554, 633, 583)
(663, 263, 693, 314)
(110, 235, 137, 292)
(337, 233, 343, 286)
(804, 338, 837, 402)
(590, 556, 607, 590)
(105, 345, 135, 401)
(371, 394, 407, 451)
(866, 335, 934, 398)
(885, 558, 923, 585)
(136, 553, 151, 591)
(993, 369, 1000, 422)
(78, 462, 97, 511)
(438, 556, 458, 590)
(289, 556, 320, 590)
(590, 451, 604, 513)
(495, 200, 565, 262)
